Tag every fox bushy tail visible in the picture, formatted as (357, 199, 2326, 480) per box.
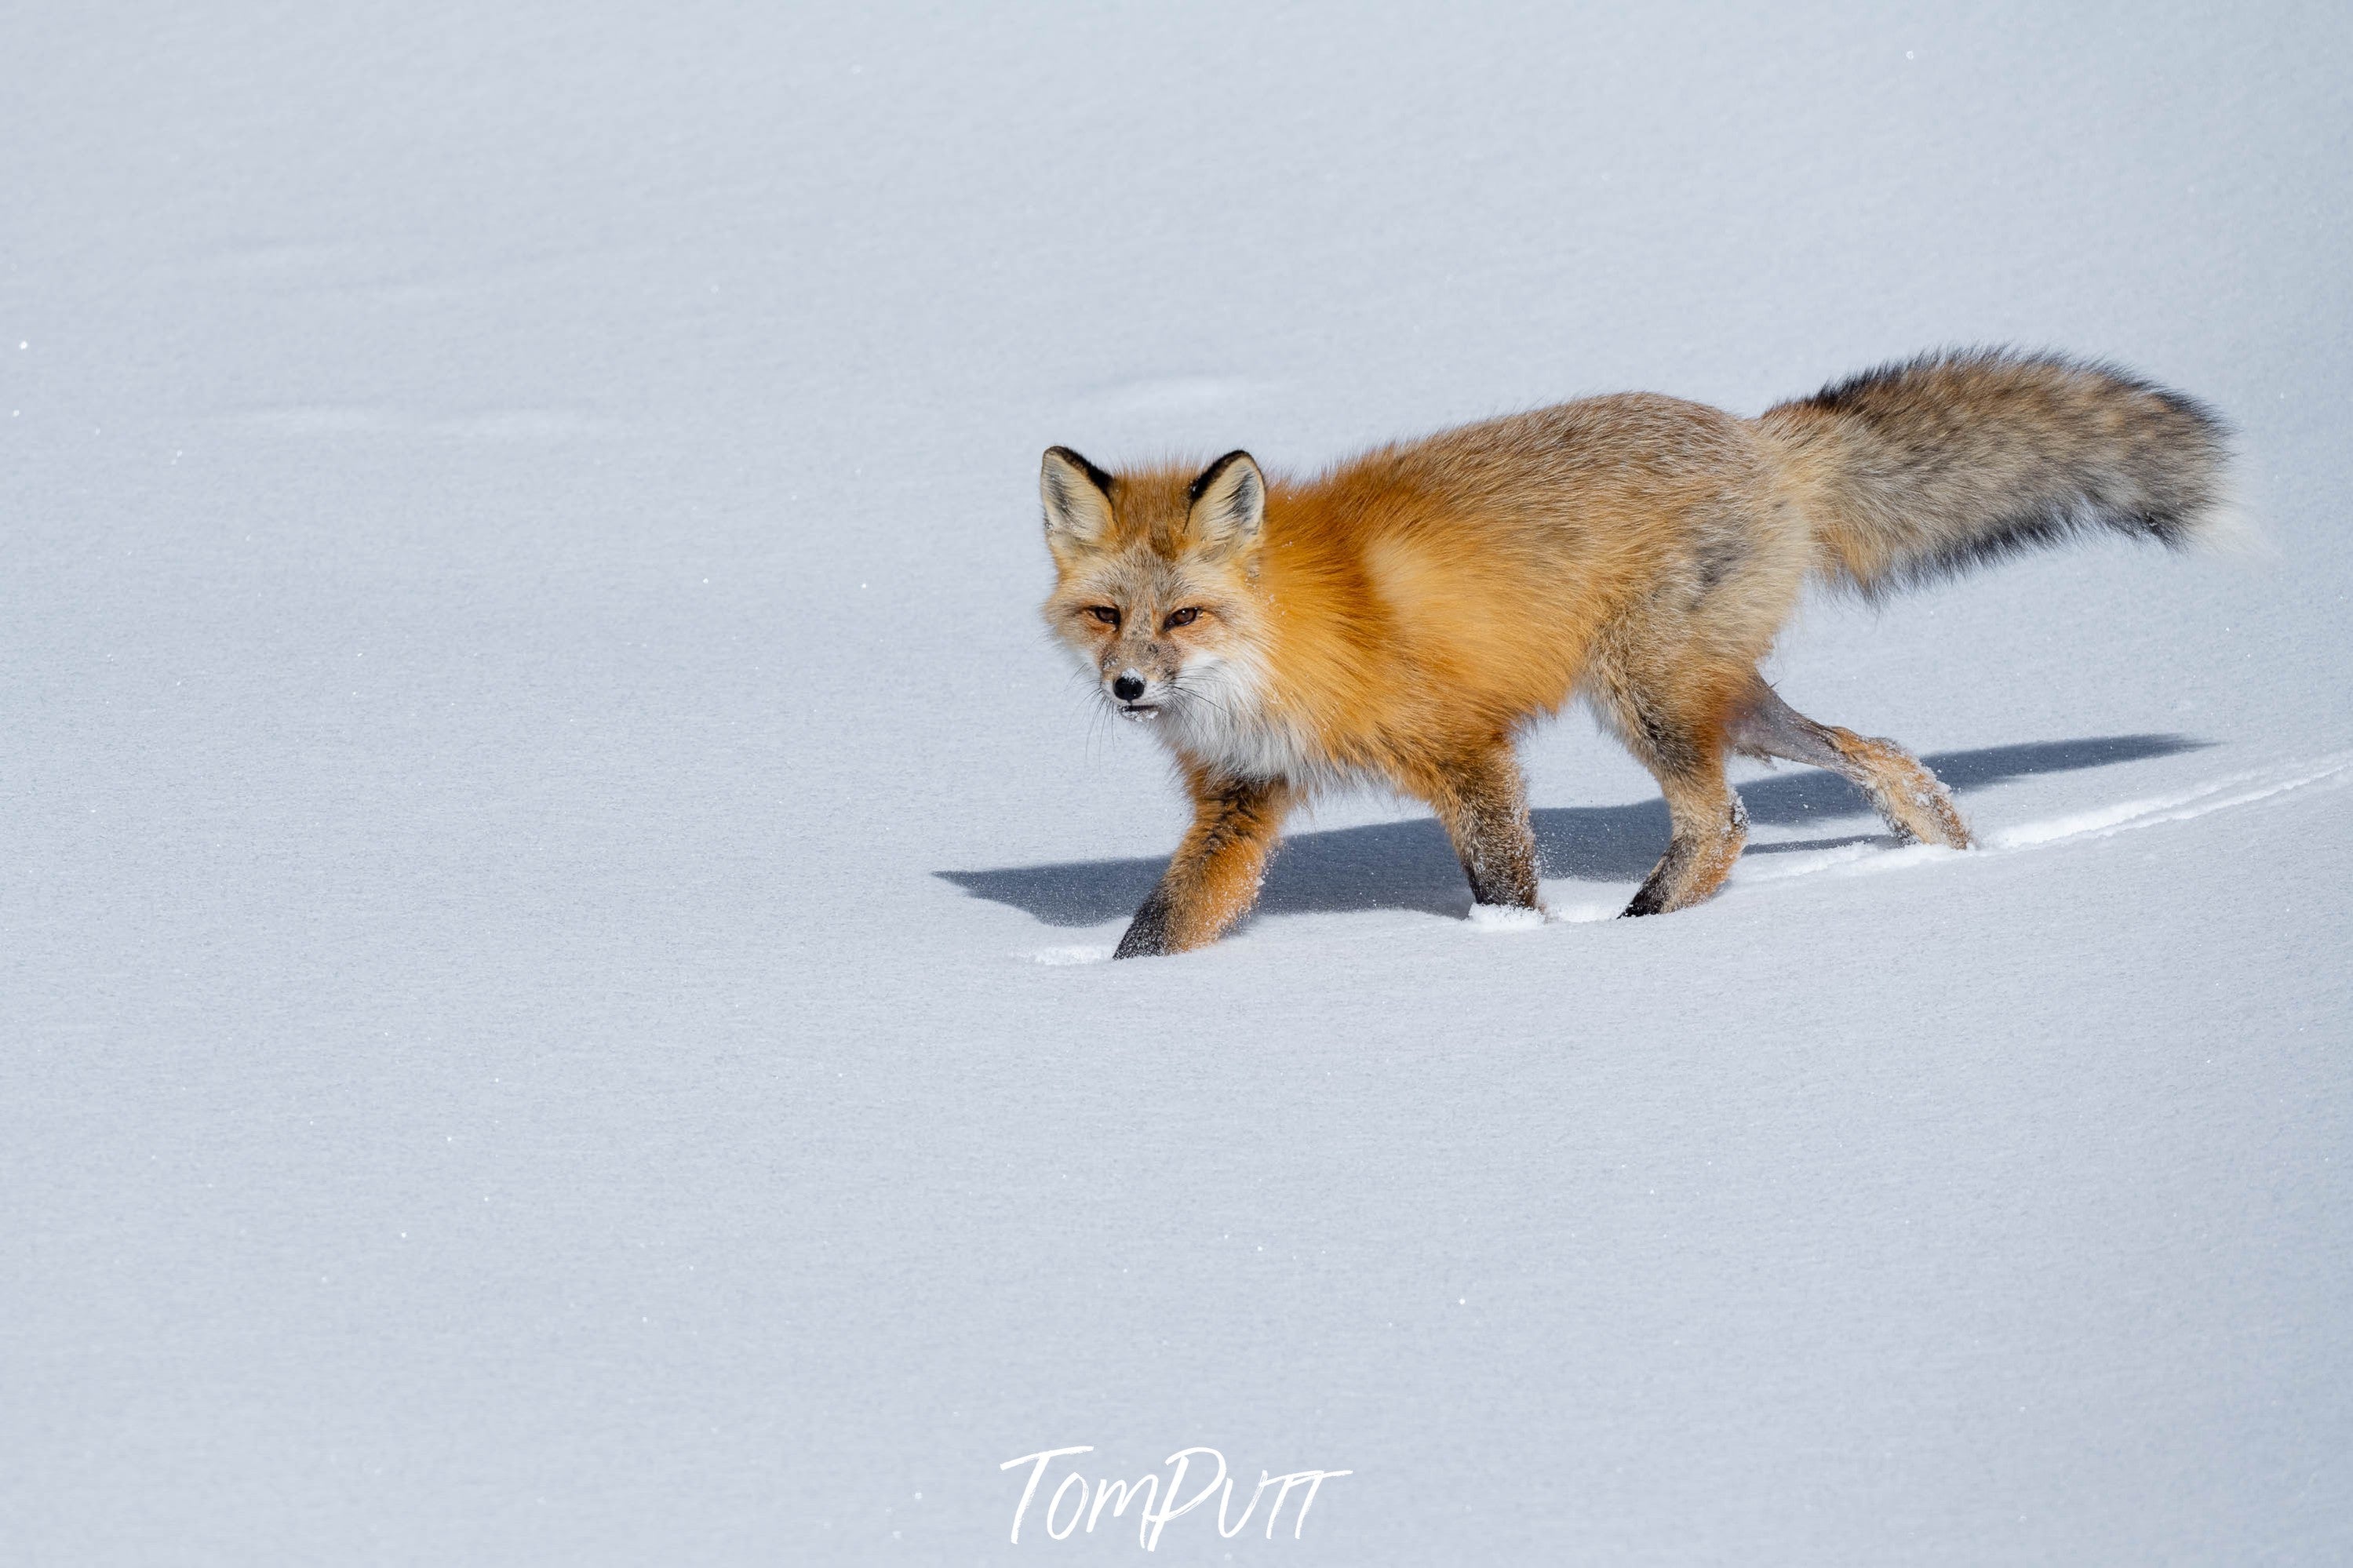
(1760, 348, 2235, 598)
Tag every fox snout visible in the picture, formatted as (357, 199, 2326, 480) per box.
(1105, 663, 1170, 719)
(1091, 629, 1185, 711)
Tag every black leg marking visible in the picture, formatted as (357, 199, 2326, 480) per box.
(1459, 816, 1539, 908)
(1622, 826, 1703, 917)
(1113, 887, 1175, 959)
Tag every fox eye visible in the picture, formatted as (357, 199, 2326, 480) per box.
(1087, 606, 1120, 626)
(1164, 606, 1200, 628)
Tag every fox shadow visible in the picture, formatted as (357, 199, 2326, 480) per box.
(939, 733, 2210, 928)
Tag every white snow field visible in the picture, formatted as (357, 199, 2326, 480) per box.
(4, 3, 2350, 1563)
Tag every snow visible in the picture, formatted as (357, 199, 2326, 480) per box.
(1465, 904, 1550, 933)
(3, 2, 2350, 1563)
(1028, 945, 1114, 968)
(1983, 751, 2353, 849)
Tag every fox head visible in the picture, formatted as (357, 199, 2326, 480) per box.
(1038, 446, 1273, 742)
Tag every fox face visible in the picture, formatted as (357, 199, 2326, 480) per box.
(1039, 446, 1279, 748)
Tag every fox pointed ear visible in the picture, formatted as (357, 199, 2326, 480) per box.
(1186, 450, 1266, 556)
(1040, 446, 1116, 558)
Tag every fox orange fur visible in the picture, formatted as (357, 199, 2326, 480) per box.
(1039, 349, 2231, 959)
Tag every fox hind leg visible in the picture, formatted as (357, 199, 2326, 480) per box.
(1583, 653, 1753, 917)
(1622, 762, 1749, 917)
(1728, 678, 1972, 849)
(1588, 689, 1747, 917)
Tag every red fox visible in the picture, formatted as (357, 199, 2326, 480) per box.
(1038, 350, 2232, 958)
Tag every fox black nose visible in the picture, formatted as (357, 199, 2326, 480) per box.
(1112, 673, 1146, 702)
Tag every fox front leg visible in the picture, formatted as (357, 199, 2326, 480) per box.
(1114, 772, 1294, 959)
(1415, 740, 1541, 911)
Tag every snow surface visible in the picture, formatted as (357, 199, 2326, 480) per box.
(4, 3, 2351, 1563)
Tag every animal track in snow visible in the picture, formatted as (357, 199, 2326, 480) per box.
(1730, 751, 2353, 891)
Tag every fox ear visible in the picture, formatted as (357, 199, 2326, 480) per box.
(1186, 450, 1266, 555)
(1040, 446, 1116, 557)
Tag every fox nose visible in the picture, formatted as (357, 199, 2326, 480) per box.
(1112, 672, 1146, 702)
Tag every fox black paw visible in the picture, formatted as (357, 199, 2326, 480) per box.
(1113, 897, 1175, 959)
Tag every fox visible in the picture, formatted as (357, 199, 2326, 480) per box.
(1038, 348, 2233, 959)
